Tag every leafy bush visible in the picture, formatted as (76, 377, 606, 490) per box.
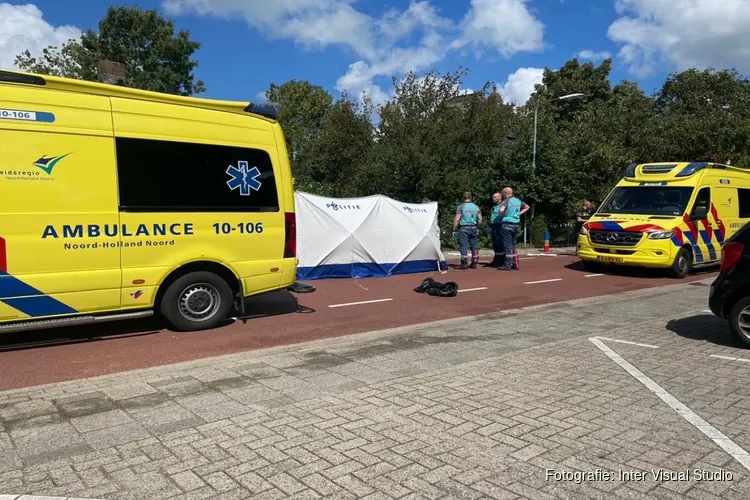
(530, 215, 548, 248)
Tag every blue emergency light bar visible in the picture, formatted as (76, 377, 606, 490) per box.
(244, 101, 280, 120)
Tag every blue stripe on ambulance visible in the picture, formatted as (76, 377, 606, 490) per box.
(682, 232, 703, 263)
(0, 271, 77, 317)
(598, 221, 624, 231)
(699, 230, 717, 261)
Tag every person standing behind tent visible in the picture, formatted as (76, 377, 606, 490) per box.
(497, 187, 530, 270)
(488, 191, 505, 267)
(453, 191, 482, 269)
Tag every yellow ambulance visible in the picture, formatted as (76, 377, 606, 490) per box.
(0, 69, 299, 332)
(578, 161, 750, 278)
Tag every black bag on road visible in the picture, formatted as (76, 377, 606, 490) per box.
(414, 278, 459, 297)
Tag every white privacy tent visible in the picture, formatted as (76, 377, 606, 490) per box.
(295, 191, 448, 280)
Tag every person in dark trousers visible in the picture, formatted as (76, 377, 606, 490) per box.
(453, 191, 482, 269)
(488, 191, 505, 267)
(575, 200, 593, 255)
(497, 187, 530, 270)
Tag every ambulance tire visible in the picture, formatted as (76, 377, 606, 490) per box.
(159, 271, 234, 331)
(669, 247, 692, 279)
(728, 296, 750, 347)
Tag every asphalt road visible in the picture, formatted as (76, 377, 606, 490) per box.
(0, 255, 717, 390)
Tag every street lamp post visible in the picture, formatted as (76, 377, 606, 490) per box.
(526, 92, 584, 247)
(531, 92, 584, 170)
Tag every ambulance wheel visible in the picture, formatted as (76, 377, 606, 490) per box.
(669, 247, 692, 279)
(160, 271, 233, 331)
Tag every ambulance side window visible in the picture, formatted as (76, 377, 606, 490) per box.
(115, 137, 279, 213)
(738, 188, 750, 218)
(690, 187, 710, 219)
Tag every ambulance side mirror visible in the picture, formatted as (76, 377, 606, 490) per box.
(692, 205, 708, 220)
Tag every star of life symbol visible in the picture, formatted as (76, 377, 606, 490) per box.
(226, 161, 262, 196)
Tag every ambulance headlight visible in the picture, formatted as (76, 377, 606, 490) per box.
(647, 231, 675, 240)
(580, 226, 588, 235)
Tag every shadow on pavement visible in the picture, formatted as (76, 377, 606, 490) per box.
(666, 314, 746, 348)
(0, 290, 312, 351)
(231, 290, 315, 323)
(564, 260, 657, 277)
(564, 259, 719, 278)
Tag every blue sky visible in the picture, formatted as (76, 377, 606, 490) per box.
(1, 0, 748, 106)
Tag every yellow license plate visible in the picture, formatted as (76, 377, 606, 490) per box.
(599, 256, 624, 264)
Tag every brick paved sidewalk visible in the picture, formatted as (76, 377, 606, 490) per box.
(2, 278, 750, 499)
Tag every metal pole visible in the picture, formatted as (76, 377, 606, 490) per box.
(528, 105, 538, 246)
(532, 105, 538, 170)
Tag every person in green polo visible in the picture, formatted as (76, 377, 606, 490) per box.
(488, 191, 505, 267)
(497, 187, 530, 270)
(452, 191, 482, 269)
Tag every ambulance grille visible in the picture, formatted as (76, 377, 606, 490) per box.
(589, 230, 642, 246)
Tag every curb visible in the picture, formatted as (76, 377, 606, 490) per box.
(443, 248, 575, 257)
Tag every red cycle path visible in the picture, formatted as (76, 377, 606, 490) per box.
(0, 256, 715, 390)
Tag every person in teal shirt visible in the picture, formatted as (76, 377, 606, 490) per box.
(498, 187, 530, 270)
(453, 191, 482, 269)
(488, 191, 505, 267)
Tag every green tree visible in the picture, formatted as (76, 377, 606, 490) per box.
(14, 6, 205, 96)
(528, 58, 613, 124)
(654, 68, 750, 165)
(263, 80, 333, 174)
(305, 94, 374, 196)
(366, 69, 469, 202)
(557, 80, 660, 214)
(248, 60, 750, 249)
(356, 69, 518, 246)
(512, 57, 650, 226)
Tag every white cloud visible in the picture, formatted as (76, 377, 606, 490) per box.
(0, 3, 81, 71)
(497, 67, 544, 105)
(607, 0, 750, 77)
(577, 49, 611, 62)
(453, 0, 545, 57)
(164, 0, 376, 58)
(335, 61, 391, 105)
(165, 0, 546, 106)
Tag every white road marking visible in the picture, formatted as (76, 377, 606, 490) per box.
(585, 273, 604, 278)
(526, 253, 559, 257)
(591, 337, 750, 472)
(702, 309, 712, 313)
(519, 257, 535, 260)
(595, 336, 659, 348)
(710, 354, 750, 363)
(458, 287, 487, 293)
(328, 298, 393, 308)
(524, 278, 562, 285)
(710, 354, 738, 361)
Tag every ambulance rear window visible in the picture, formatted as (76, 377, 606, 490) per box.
(115, 137, 279, 213)
(599, 186, 693, 216)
